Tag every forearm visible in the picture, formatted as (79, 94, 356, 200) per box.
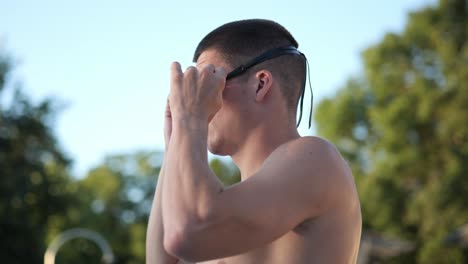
(163, 118, 223, 231)
(146, 155, 179, 264)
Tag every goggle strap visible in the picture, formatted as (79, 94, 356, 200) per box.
(226, 46, 301, 80)
(296, 54, 313, 129)
(225, 45, 313, 129)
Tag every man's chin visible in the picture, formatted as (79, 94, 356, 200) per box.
(208, 145, 229, 156)
(208, 140, 232, 156)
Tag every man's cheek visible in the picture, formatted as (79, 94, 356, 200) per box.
(208, 110, 219, 125)
(210, 104, 226, 123)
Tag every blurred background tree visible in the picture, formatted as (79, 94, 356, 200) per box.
(50, 151, 162, 264)
(0, 50, 76, 263)
(315, 0, 467, 263)
(50, 152, 239, 264)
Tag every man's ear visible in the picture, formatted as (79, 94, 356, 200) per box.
(254, 70, 273, 102)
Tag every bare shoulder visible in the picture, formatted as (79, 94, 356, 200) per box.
(267, 136, 357, 204)
(288, 135, 338, 153)
(270, 136, 347, 171)
(296, 136, 354, 182)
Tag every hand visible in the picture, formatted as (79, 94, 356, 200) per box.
(169, 62, 227, 123)
(164, 98, 172, 150)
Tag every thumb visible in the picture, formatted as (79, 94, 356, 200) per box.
(165, 98, 171, 118)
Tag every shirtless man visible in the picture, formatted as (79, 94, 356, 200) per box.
(146, 19, 362, 264)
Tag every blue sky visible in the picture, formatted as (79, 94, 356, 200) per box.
(0, 0, 436, 177)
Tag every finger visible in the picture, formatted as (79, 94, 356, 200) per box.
(214, 67, 227, 79)
(184, 66, 198, 82)
(203, 64, 216, 74)
(165, 96, 172, 114)
(170, 62, 183, 83)
(185, 65, 198, 73)
(214, 67, 227, 91)
(165, 97, 171, 111)
(171, 61, 182, 76)
(196, 63, 215, 72)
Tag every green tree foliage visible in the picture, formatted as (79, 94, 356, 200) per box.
(210, 158, 241, 186)
(48, 151, 238, 263)
(51, 151, 162, 264)
(0, 51, 76, 263)
(315, 0, 467, 263)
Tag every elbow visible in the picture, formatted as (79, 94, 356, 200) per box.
(164, 193, 223, 261)
(163, 227, 188, 260)
(163, 224, 199, 262)
(163, 207, 220, 261)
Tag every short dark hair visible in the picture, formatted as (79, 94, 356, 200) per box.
(193, 19, 306, 111)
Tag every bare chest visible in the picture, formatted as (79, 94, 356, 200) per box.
(198, 220, 313, 264)
(196, 207, 361, 264)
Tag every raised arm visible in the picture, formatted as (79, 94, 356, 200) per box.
(161, 63, 353, 262)
(146, 99, 184, 264)
(146, 157, 179, 264)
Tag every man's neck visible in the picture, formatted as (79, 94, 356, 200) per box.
(231, 124, 300, 180)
